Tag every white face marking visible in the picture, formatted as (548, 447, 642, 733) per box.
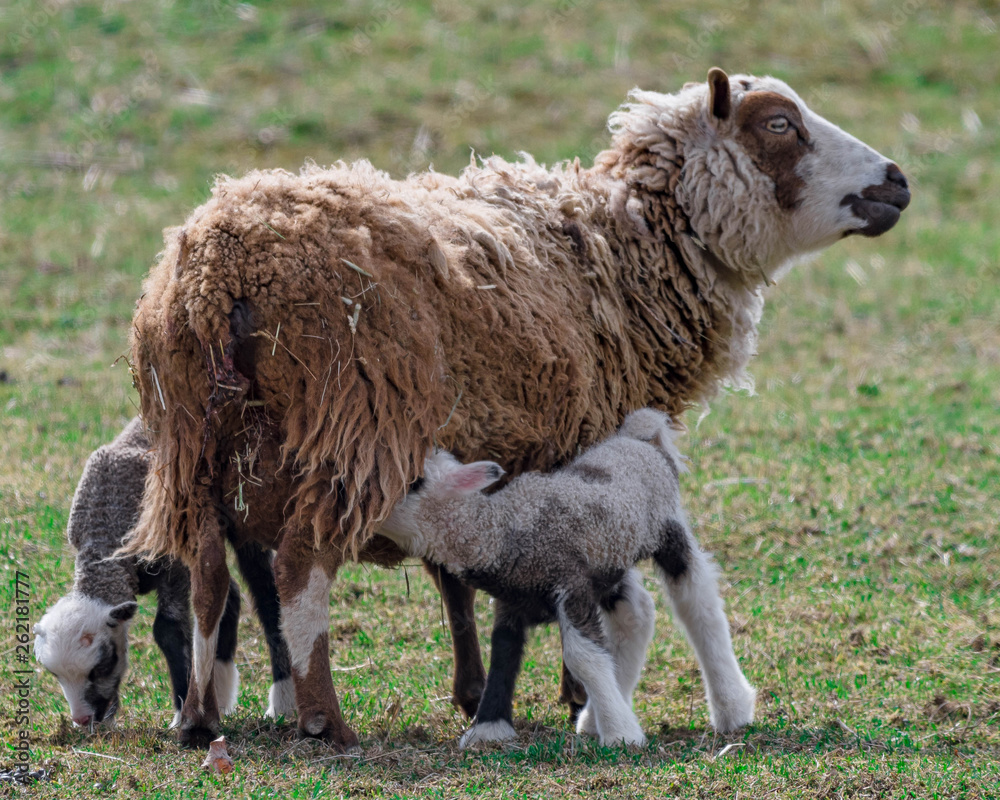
(731, 75, 901, 256)
(34, 595, 130, 725)
(281, 566, 332, 676)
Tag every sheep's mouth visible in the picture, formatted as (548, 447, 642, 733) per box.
(841, 183, 911, 238)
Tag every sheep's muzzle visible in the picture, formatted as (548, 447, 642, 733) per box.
(841, 163, 911, 238)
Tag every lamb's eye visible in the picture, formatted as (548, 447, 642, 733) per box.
(765, 117, 790, 134)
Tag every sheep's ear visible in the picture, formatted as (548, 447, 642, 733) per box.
(442, 461, 505, 495)
(707, 67, 731, 121)
(108, 601, 137, 626)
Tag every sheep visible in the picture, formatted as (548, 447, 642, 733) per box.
(122, 67, 909, 748)
(378, 408, 754, 747)
(34, 418, 295, 730)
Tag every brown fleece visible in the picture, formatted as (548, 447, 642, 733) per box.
(126, 95, 779, 565)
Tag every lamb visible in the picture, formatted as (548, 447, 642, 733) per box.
(122, 67, 909, 748)
(379, 408, 754, 747)
(34, 418, 295, 729)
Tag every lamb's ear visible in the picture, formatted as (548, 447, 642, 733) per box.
(707, 67, 731, 121)
(442, 461, 505, 495)
(108, 601, 138, 626)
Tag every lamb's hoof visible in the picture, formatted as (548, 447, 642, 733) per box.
(458, 719, 517, 750)
(452, 678, 485, 719)
(575, 704, 598, 737)
(265, 678, 296, 720)
(598, 720, 647, 748)
(709, 682, 757, 733)
(298, 712, 360, 752)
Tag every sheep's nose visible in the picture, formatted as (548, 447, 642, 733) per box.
(885, 163, 908, 191)
(73, 714, 92, 727)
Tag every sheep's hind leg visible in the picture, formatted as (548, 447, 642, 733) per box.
(655, 537, 756, 733)
(212, 578, 242, 715)
(425, 563, 486, 719)
(578, 569, 656, 737)
(179, 514, 231, 747)
(274, 530, 358, 750)
(458, 600, 524, 749)
(235, 541, 294, 719)
(559, 591, 646, 747)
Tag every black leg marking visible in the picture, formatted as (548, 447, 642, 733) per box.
(153, 569, 193, 711)
(214, 578, 241, 663)
(654, 519, 691, 580)
(234, 542, 291, 683)
(474, 603, 527, 726)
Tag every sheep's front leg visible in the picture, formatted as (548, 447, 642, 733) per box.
(458, 600, 525, 748)
(558, 590, 646, 747)
(274, 530, 358, 750)
(655, 542, 756, 733)
(578, 569, 655, 737)
(178, 516, 230, 747)
(424, 562, 486, 718)
(235, 542, 294, 719)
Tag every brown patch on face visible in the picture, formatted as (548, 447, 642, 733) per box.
(733, 91, 812, 211)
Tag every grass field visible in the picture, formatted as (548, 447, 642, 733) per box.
(1, 0, 998, 797)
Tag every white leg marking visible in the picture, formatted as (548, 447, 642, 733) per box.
(281, 566, 333, 676)
(659, 545, 756, 732)
(576, 702, 598, 737)
(265, 677, 297, 719)
(459, 719, 517, 749)
(193, 618, 219, 716)
(559, 605, 646, 748)
(604, 568, 657, 705)
(214, 658, 240, 715)
(169, 709, 182, 730)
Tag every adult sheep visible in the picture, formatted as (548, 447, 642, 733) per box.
(124, 68, 909, 749)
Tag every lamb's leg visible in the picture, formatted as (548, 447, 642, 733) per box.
(234, 542, 294, 719)
(152, 564, 192, 729)
(423, 562, 486, 718)
(559, 663, 588, 723)
(274, 529, 358, 750)
(179, 514, 230, 747)
(655, 536, 756, 733)
(212, 578, 241, 715)
(578, 569, 656, 737)
(458, 600, 524, 748)
(559, 590, 646, 747)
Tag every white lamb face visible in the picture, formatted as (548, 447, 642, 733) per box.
(675, 68, 910, 279)
(34, 595, 137, 728)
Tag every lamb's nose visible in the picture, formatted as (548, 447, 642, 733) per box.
(73, 714, 92, 727)
(886, 163, 908, 191)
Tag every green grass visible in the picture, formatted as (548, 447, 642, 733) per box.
(2, 0, 999, 796)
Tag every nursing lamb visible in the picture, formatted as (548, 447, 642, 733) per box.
(380, 408, 755, 748)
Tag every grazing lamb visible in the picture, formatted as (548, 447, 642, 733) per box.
(123, 68, 909, 748)
(34, 418, 295, 729)
(379, 408, 754, 747)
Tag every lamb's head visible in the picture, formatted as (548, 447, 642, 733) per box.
(617, 408, 689, 477)
(379, 451, 505, 556)
(34, 594, 137, 728)
(604, 68, 910, 282)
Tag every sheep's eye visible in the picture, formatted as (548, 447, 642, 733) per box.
(765, 116, 790, 134)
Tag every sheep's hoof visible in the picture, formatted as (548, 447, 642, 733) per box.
(452, 680, 485, 720)
(458, 719, 517, 749)
(298, 712, 360, 751)
(177, 718, 221, 749)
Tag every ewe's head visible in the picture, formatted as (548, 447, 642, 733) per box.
(604, 67, 910, 282)
(34, 595, 137, 728)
